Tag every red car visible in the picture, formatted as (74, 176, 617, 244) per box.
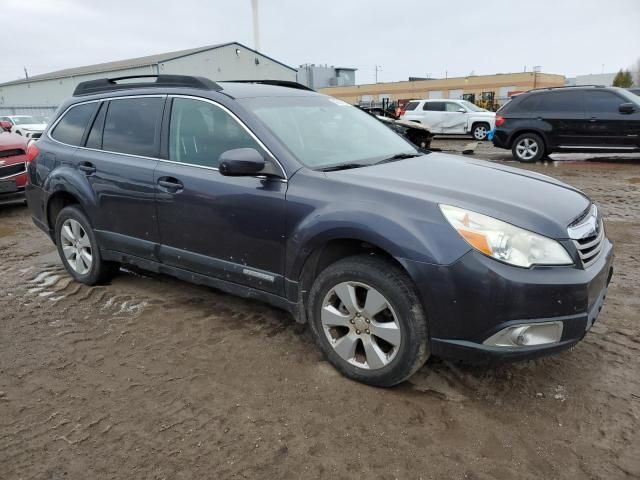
(0, 131, 34, 205)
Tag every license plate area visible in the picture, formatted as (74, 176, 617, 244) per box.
(0, 179, 18, 194)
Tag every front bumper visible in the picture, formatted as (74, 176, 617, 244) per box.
(401, 240, 614, 363)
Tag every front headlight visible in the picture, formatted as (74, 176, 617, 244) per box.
(440, 204, 573, 268)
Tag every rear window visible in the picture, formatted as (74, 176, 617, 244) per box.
(404, 101, 419, 111)
(51, 103, 97, 146)
(423, 102, 445, 111)
(102, 97, 164, 157)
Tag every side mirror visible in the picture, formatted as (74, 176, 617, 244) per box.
(619, 103, 636, 114)
(0, 120, 11, 132)
(457, 108, 466, 113)
(218, 148, 267, 176)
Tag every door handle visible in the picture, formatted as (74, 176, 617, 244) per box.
(158, 177, 183, 192)
(77, 162, 96, 174)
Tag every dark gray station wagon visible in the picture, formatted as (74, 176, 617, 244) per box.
(26, 75, 613, 386)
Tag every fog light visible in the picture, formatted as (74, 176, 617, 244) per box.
(483, 321, 563, 347)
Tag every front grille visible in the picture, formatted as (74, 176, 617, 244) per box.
(0, 162, 26, 178)
(568, 204, 605, 269)
(30, 132, 42, 139)
(0, 148, 25, 159)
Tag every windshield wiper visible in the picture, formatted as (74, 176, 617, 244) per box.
(374, 152, 422, 165)
(319, 163, 368, 172)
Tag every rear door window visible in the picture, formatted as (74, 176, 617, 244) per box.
(584, 91, 623, 114)
(536, 91, 584, 113)
(51, 103, 97, 146)
(102, 97, 164, 157)
(169, 98, 261, 168)
(423, 102, 445, 111)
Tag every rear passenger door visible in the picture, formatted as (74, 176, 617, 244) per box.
(535, 91, 586, 148)
(154, 96, 287, 295)
(76, 96, 164, 260)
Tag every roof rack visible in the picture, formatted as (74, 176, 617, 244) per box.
(73, 74, 222, 96)
(225, 79, 314, 91)
(528, 84, 606, 92)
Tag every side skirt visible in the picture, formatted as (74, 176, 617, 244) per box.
(101, 249, 301, 319)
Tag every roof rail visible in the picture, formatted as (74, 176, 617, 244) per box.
(528, 84, 606, 92)
(73, 74, 222, 96)
(225, 79, 315, 91)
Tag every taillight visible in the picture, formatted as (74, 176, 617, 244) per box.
(26, 141, 40, 162)
(495, 114, 505, 127)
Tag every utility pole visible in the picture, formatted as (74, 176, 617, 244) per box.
(23, 67, 29, 80)
(251, 0, 260, 52)
(374, 65, 382, 83)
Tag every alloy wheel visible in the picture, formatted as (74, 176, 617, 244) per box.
(321, 281, 402, 370)
(515, 137, 539, 160)
(60, 219, 93, 275)
(473, 125, 488, 140)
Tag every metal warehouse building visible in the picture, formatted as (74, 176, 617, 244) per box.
(0, 42, 297, 116)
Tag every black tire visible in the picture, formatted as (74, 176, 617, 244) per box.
(511, 132, 545, 162)
(54, 205, 119, 285)
(471, 122, 490, 141)
(308, 254, 430, 387)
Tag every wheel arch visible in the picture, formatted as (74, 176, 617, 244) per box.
(291, 236, 417, 324)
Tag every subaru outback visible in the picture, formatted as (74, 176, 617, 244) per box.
(26, 75, 613, 386)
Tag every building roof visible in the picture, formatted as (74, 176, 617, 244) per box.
(0, 42, 297, 87)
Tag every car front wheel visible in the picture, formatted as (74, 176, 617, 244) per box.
(471, 123, 490, 141)
(308, 255, 430, 387)
(512, 132, 545, 162)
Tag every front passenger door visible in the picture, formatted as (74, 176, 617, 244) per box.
(154, 97, 287, 295)
(584, 90, 640, 148)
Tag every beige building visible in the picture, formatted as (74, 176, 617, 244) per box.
(319, 72, 565, 109)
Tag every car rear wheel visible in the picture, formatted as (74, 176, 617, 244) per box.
(308, 255, 430, 387)
(55, 205, 119, 285)
(472, 123, 490, 141)
(512, 133, 545, 162)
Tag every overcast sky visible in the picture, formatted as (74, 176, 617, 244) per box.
(1, 0, 639, 84)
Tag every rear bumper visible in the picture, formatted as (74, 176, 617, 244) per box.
(0, 187, 25, 205)
(401, 241, 614, 363)
(492, 130, 510, 149)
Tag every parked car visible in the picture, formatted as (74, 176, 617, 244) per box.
(0, 115, 47, 139)
(27, 75, 613, 387)
(356, 106, 433, 149)
(400, 99, 496, 140)
(0, 131, 33, 205)
(493, 85, 640, 162)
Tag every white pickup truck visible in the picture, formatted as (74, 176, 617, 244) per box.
(400, 99, 495, 140)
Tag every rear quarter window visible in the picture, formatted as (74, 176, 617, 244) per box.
(51, 103, 97, 145)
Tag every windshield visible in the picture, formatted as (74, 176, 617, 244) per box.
(241, 96, 417, 169)
(11, 116, 39, 125)
(459, 100, 485, 112)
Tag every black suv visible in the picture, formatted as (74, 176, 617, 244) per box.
(493, 85, 640, 162)
(26, 75, 613, 387)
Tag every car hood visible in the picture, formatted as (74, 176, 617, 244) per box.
(15, 123, 46, 131)
(332, 153, 590, 239)
(0, 132, 29, 150)
(470, 111, 495, 118)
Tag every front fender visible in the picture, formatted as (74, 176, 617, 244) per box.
(285, 201, 471, 282)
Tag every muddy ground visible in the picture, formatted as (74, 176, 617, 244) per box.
(1, 141, 639, 479)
